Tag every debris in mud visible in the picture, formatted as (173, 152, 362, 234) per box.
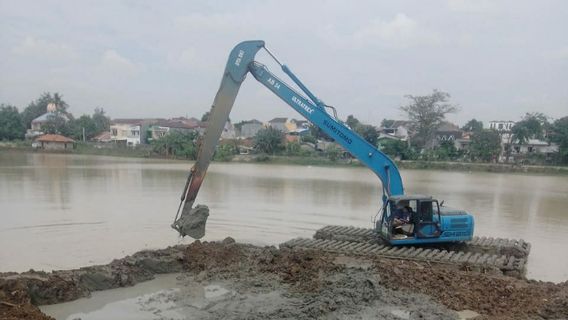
(1, 238, 567, 320)
(172, 204, 209, 239)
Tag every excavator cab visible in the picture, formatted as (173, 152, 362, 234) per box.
(376, 195, 474, 245)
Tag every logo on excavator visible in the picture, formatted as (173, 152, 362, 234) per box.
(292, 96, 314, 114)
(234, 50, 245, 66)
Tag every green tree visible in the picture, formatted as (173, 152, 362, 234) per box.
(549, 116, 568, 164)
(434, 140, 459, 161)
(511, 113, 549, 144)
(400, 89, 458, 149)
(0, 104, 25, 140)
(356, 124, 379, 146)
(309, 123, 332, 141)
(380, 119, 395, 128)
(70, 115, 97, 141)
(379, 139, 415, 160)
(286, 141, 301, 155)
(462, 119, 483, 132)
(253, 127, 284, 154)
(346, 115, 361, 130)
(151, 131, 198, 159)
(214, 144, 237, 161)
(92, 108, 110, 133)
(21, 92, 70, 129)
(201, 111, 211, 123)
(325, 144, 341, 162)
(41, 111, 71, 136)
(470, 130, 501, 162)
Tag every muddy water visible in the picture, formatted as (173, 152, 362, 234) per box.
(1, 151, 567, 282)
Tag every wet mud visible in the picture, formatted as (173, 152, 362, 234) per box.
(1, 238, 567, 320)
(172, 204, 210, 239)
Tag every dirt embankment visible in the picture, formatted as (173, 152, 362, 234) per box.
(1, 238, 567, 320)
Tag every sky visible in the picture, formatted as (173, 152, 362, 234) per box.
(0, 0, 567, 126)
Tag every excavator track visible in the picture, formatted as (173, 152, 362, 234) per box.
(281, 236, 527, 277)
(313, 225, 531, 259)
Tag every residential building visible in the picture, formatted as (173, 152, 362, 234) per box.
(148, 119, 198, 142)
(489, 120, 515, 145)
(26, 111, 69, 139)
(512, 139, 559, 155)
(221, 121, 236, 139)
(239, 119, 264, 138)
(378, 120, 412, 141)
(33, 134, 74, 150)
(268, 117, 289, 132)
(92, 131, 111, 143)
(110, 119, 148, 146)
(433, 122, 463, 149)
(268, 117, 299, 133)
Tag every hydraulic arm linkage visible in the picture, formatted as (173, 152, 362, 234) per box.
(172, 40, 404, 238)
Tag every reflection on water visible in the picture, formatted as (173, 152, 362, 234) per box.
(1, 151, 567, 282)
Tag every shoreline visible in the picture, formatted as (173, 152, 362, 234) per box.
(2, 144, 568, 175)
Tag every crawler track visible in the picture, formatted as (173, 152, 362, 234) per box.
(314, 225, 531, 259)
(281, 237, 527, 277)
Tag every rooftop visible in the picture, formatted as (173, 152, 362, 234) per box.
(269, 117, 288, 123)
(35, 134, 74, 143)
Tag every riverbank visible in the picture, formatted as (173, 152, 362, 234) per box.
(2, 142, 567, 175)
(1, 239, 566, 320)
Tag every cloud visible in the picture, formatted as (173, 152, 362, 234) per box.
(99, 49, 141, 75)
(349, 14, 442, 49)
(12, 36, 77, 61)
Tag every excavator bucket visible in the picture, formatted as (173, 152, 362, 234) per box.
(172, 204, 210, 239)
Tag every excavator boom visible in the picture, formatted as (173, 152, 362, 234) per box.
(172, 40, 404, 238)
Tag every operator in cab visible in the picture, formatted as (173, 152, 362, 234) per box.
(392, 200, 414, 237)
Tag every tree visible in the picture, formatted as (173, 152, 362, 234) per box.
(380, 119, 395, 128)
(379, 139, 415, 160)
(41, 111, 71, 136)
(346, 115, 361, 130)
(470, 130, 501, 162)
(201, 111, 211, 123)
(325, 144, 341, 162)
(70, 115, 97, 141)
(0, 104, 25, 140)
(400, 90, 458, 149)
(462, 119, 483, 132)
(511, 113, 549, 144)
(356, 124, 379, 146)
(92, 108, 110, 133)
(21, 92, 70, 129)
(253, 127, 284, 154)
(309, 123, 332, 141)
(549, 116, 568, 164)
(151, 131, 198, 159)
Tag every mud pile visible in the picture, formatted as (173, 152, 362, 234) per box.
(1, 238, 567, 320)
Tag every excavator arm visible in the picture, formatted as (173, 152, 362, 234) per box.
(172, 40, 403, 238)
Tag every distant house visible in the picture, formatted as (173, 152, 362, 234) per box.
(512, 139, 559, 155)
(148, 119, 198, 142)
(92, 131, 112, 143)
(110, 119, 148, 146)
(221, 121, 236, 139)
(26, 111, 69, 139)
(239, 119, 264, 138)
(433, 122, 463, 148)
(33, 134, 74, 150)
(268, 117, 304, 133)
(379, 120, 412, 141)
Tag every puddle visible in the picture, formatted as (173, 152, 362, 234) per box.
(40, 274, 234, 320)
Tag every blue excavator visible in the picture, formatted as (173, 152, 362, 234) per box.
(172, 41, 529, 274)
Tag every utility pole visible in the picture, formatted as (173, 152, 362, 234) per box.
(82, 127, 86, 142)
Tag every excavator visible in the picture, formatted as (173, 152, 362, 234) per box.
(172, 40, 530, 276)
